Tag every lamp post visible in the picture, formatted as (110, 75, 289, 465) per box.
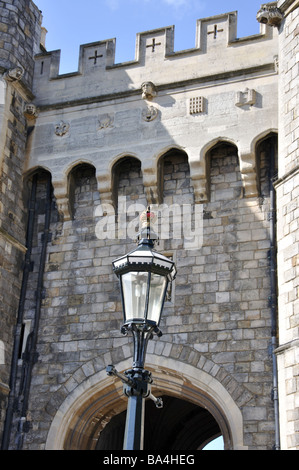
(107, 208, 176, 450)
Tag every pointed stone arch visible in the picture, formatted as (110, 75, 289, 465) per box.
(250, 129, 279, 157)
(199, 138, 241, 202)
(23, 165, 52, 180)
(67, 162, 98, 221)
(22, 167, 56, 224)
(23, 165, 53, 199)
(39, 159, 99, 222)
(144, 146, 181, 206)
(206, 140, 243, 202)
(198, 136, 266, 199)
(100, 152, 141, 209)
(157, 147, 193, 205)
(45, 344, 249, 450)
(111, 155, 145, 212)
(254, 131, 278, 197)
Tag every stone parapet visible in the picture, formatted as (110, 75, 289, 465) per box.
(32, 11, 278, 106)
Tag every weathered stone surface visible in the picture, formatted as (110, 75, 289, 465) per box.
(0, 0, 298, 452)
(275, 0, 299, 451)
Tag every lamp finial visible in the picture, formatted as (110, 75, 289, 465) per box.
(138, 206, 158, 243)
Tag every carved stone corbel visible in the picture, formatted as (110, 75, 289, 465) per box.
(239, 152, 258, 198)
(51, 181, 72, 222)
(189, 159, 209, 203)
(141, 81, 157, 100)
(24, 103, 38, 121)
(96, 174, 114, 208)
(56, 196, 72, 221)
(4, 66, 24, 82)
(143, 169, 159, 205)
(256, 5, 283, 26)
(192, 178, 209, 204)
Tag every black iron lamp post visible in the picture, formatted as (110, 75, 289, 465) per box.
(106, 208, 176, 450)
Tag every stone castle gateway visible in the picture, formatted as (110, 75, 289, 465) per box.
(0, 0, 298, 450)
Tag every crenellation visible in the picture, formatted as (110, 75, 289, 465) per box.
(32, 12, 278, 108)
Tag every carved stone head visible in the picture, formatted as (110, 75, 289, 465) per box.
(24, 103, 38, 120)
(141, 81, 157, 100)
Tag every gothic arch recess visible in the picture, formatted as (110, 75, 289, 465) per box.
(111, 155, 145, 211)
(22, 167, 56, 226)
(23, 166, 52, 200)
(67, 162, 97, 220)
(157, 147, 191, 205)
(255, 132, 278, 197)
(250, 129, 278, 160)
(45, 350, 248, 450)
(204, 140, 241, 202)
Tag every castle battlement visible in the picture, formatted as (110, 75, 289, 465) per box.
(33, 11, 278, 107)
(26, 8, 281, 219)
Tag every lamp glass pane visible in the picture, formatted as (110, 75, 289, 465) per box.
(147, 274, 168, 325)
(121, 271, 149, 322)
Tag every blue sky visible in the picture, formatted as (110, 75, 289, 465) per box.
(203, 436, 224, 450)
(35, 0, 265, 74)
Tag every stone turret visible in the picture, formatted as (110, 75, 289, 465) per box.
(0, 0, 43, 446)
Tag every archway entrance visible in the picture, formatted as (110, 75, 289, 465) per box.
(46, 354, 247, 450)
(96, 395, 221, 450)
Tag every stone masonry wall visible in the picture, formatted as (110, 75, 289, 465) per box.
(0, 0, 42, 88)
(277, 2, 299, 176)
(276, 0, 299, 451)
(13, 143, 277, 450)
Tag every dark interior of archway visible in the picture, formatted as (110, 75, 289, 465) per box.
(96, 395, 221, 450)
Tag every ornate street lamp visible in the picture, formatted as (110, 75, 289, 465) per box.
(107, 208, 176, 450)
